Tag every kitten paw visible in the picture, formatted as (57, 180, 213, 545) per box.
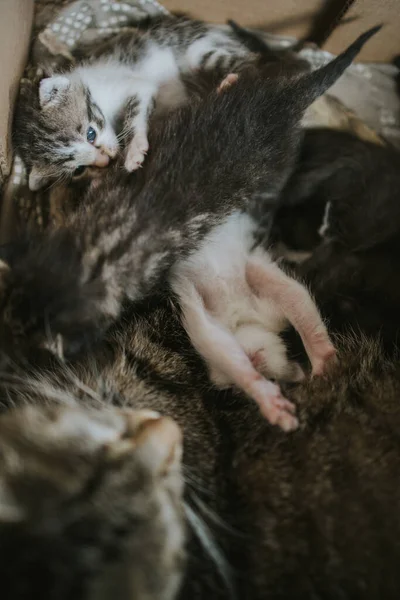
(253, 379, 299, 432)
(125, 134, 149, 171)
(217, 73, 239, 93)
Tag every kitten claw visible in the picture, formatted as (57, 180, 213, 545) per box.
(125, 135, 149, 172)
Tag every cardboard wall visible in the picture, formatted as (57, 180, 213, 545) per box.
(0, 0, 34, 182)
(164, 0, 399, 62)
(324, 0, 399, 63)
(163, 0, 326, 40)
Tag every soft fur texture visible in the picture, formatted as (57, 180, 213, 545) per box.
(273, 128, 400, 351)
(1, 300, 400, 599)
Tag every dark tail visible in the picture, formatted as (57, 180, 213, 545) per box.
(298, 25, 382, 109)
(227, 19, 281, 61)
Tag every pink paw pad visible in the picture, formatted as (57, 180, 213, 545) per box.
(125, 135, 149, 172)
(217, 73, 239, 93)
(253, 380, 298, 432)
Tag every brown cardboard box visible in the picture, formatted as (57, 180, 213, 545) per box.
(164, 0, 327, 40)
(0, 0, 34, 184)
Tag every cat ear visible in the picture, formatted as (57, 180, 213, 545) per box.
(296, 25, 382, 111)
(28, 166, 51, 191)
(39, 75, 70, 109)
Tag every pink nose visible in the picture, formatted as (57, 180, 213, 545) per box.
(93, 150, 110, 168)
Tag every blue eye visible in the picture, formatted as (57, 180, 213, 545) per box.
(87, 126, 96, 143)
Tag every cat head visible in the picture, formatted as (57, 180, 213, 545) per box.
(14, 74, 119, 191)
(0, 402, 185, 600)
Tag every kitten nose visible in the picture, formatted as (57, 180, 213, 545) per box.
(93, 150, 110, 167)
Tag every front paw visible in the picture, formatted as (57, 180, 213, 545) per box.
(125, 134, 149, 171)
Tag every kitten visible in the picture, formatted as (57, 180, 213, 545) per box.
(273, 127, 400, 350)
(170, 210, 334, 431)
(0, 401, 185, 600)
(3, 28, 379, 356)
(15, 14, 267, 191)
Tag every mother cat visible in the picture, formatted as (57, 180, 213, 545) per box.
(1, 297, 400, 600)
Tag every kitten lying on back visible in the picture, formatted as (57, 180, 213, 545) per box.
(170, 209, 334, 431)
(15, 14, 269, 191)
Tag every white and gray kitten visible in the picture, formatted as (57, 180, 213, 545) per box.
(15, 14, 261, 191)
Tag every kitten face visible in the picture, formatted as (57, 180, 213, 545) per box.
(0, 403, 186, 600)
(17, 76, 119, 191)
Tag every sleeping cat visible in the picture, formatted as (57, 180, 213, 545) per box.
(2, 296, 400, 599)
(272, 127, 400, 351)
(0, 400, 185, 600)
(15, 13, 270, 191)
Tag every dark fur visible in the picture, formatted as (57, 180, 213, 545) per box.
(2, 296, 400, 599)
(273, 128, 400, 350)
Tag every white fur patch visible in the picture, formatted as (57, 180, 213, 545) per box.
(318, 201, 331, 237)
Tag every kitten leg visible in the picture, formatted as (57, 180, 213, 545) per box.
(176, 281, 298, 431)
(124, 86, 156, 172)
(245, 258, 336, 376)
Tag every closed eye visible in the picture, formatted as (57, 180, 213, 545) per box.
(87, 126, 97, 144)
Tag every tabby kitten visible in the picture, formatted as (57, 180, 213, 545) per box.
(15, 13, 269, 191)
(3, 29, 379, 359)
(0, 400, 185, 600)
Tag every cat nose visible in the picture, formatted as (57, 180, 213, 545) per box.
(93, 150, 110, 167)
(122, 409, 183, 473)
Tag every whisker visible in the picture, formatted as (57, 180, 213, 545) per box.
(188, 488, 244, 538)
(184, 502, 237, 600)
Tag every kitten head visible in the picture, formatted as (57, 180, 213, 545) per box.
(0, 402, 185, 600)
(14, 75, 119, 191)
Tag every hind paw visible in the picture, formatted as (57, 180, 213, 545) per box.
(253, 379, 299, 432)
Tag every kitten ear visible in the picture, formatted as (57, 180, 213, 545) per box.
(296, 25, 382, 111)
(28, 166, 51, 191)
(39, 75, 70, 109)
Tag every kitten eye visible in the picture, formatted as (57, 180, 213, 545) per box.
(73, 166, 86, 177)
(87, 126, 97, 144)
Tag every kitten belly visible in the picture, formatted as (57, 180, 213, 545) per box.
(170, 212, 300, 431)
